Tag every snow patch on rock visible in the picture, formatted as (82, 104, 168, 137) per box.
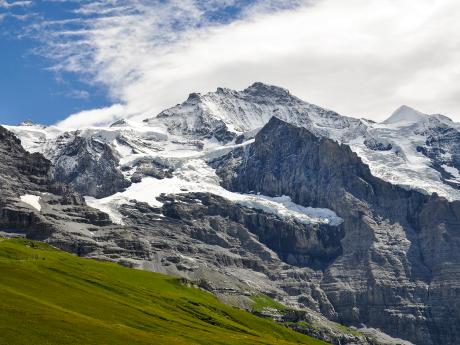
(442, 164, 460, 182)
(359, 327, 415, 345)
(20, 194, 41, 211)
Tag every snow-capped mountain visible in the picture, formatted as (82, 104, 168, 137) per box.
(6, 82, 460, 205)
(354, 105, 460, 199)
(144, 82, 367, 141)
(145, 83, 460, 200)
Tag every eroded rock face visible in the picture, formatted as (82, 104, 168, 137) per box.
(0, 126, 52, 196)
(53, 135, 131, 198)
(0, 126, 111, 240)
(89, 192, 392, 345)
(129, 159, 174, 183)
(159, 193, 344, 269)
(214, 117, 460, 345)
(416, 125, 460, 189)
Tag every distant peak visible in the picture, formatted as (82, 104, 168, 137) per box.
(110, 119, 128, 128)
(18, 120, 36, 127)
(17, 120, 47, 129)
(186, 92, 202, 102)
(216, 87, 233, 94)
(383, 105, 428, 125)
(243, 82, 291, 97)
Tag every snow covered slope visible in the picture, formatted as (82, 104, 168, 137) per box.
(5, 82, 460, 221)
(143, 83, 460, 200)
(355, 106, 460, 199)
(144, 82, 367, 142)
(4, 117, 343, 226)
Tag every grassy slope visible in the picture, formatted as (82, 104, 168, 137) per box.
(0, 239, 328, 345)
(250, 294, 287, 313)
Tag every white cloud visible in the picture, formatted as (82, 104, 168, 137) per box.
(66, 89, 90, 100)
(0, 0, 31, 8)
(36, 0, 460, 126)
(0, 0, 33, 24)
(56, 104, 127, 128)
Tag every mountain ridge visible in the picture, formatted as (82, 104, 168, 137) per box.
(6, 82, 460, 201)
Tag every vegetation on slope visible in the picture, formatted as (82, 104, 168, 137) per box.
(0, 238, 328, 345)
(250, 294, 287, 313)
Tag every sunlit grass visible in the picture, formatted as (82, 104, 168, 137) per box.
(0, 238, 329, 345)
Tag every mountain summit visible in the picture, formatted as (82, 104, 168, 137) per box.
(383, 105, 428, 125)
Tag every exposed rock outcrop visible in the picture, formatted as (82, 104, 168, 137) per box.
(215, 117, 460, 345)
(53, 135, 131, 198)
(130, 159, 174, 183)
(0, 126, 111, 240)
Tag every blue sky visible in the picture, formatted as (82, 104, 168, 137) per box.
(0, 1, 113, 125)
(1, 0, 460, 127)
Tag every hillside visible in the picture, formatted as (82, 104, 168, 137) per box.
(0, 238, 327, 345)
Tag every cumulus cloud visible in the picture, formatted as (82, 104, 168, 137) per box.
(34, 0, 460, 126)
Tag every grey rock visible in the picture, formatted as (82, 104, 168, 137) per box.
(52, 134, 131, 198)
(214, 117, 460, 345)
(0, 125, 112, 241)
(130, 159, 174, 183)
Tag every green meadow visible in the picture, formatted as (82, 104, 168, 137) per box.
(0, 238, 328, 345)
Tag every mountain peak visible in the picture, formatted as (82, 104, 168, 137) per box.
(110, 119, 129, 127)
(17, 120, 48, 129)
(186, 92, 203, 102)
(18, 120, 37, 127)
(243, 82, 291, 98)
(383, 105, 428, 125)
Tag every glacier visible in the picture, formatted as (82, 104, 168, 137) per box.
(5, 82, 460, 224)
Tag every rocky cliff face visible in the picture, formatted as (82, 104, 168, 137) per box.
(52, 134, 131, 198)
(0, 125, 111, 240)
(0, 125, 52, 197)
(215, 117, 460, 345)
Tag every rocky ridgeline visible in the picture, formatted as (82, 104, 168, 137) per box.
(214, 117, 460, 345)
(143, 84, 460, 201)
